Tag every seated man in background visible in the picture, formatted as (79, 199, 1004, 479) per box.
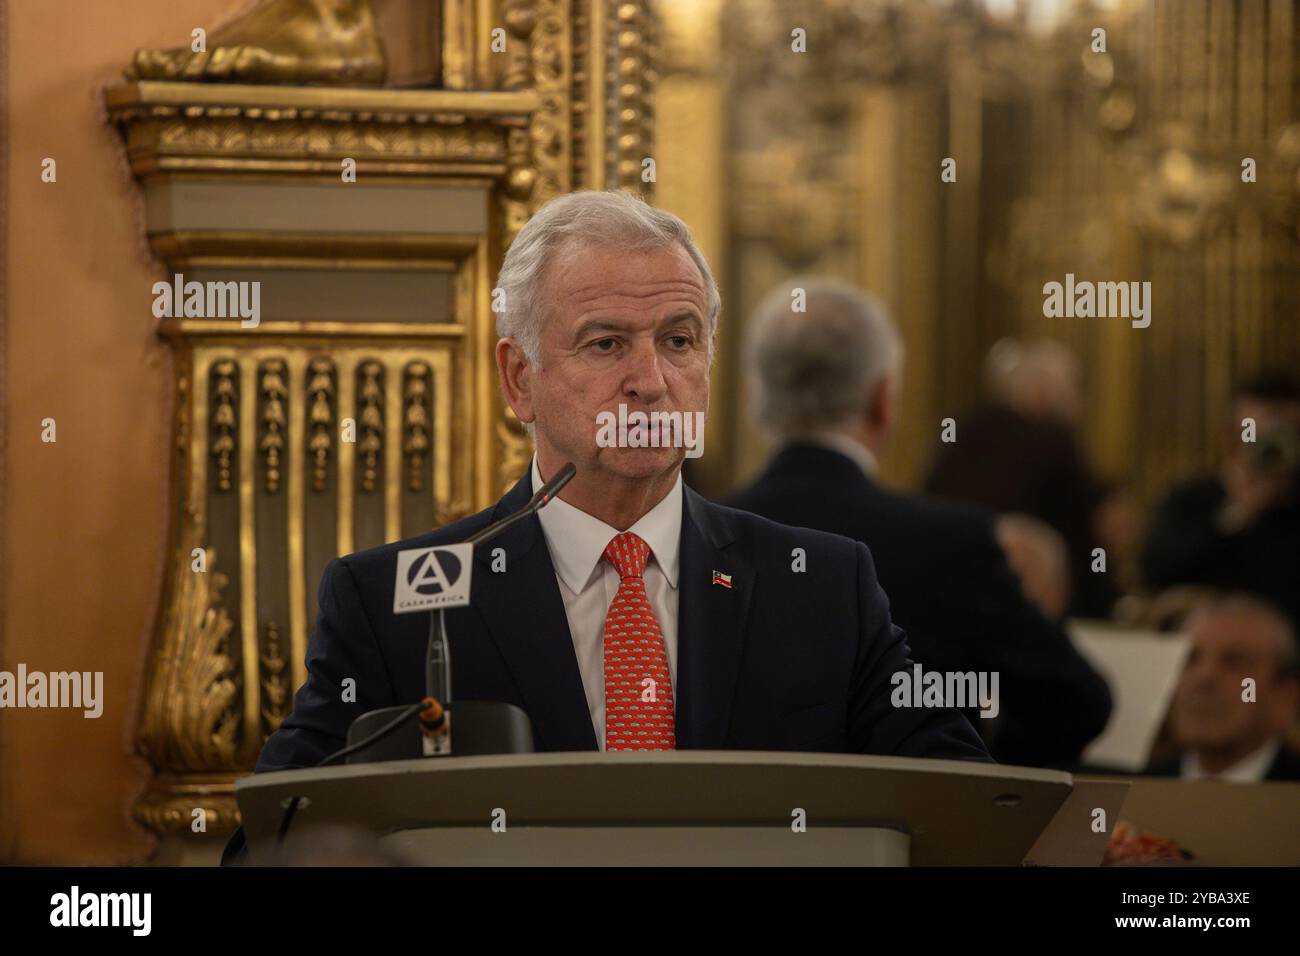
(1146, 594, 1300, 781)
(726, 278, 1112, 767)
(1141, 371, 1300, 629)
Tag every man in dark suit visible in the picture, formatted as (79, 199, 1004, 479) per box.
(224, 194, 988, 863)
(726, 279, 1111, 768)
(1143, 594, 1300, 782)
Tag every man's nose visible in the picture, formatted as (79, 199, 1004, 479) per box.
(622, 339, 668, 401)
(1187, 658, 1232, 694)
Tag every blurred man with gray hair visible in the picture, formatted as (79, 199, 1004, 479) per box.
(727, 278, 1112, 767)
(924, 338, 1117, 618)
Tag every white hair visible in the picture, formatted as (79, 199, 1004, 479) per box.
(495, 190, 721, 366)
(746, 278, 903, 437)
(985, 337, 1080, 407)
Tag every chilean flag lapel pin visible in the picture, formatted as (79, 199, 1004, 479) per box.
(711, 569, 733, 589)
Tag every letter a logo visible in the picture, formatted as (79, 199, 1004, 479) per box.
(410, 550, 460, 596)
(393, 544, 474, 613)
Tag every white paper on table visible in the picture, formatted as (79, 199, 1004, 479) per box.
(1068, 621, 1192, 772)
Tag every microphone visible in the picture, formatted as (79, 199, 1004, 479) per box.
(277, 463, 577, 847)
(419, 462, 576, 751)
(328, 463, 577, 760)
(467, 461, 577, 546)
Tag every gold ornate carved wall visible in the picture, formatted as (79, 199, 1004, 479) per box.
(107, 0, 658, 858)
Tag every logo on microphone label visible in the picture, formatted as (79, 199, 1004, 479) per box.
(393, 544, 474, 613)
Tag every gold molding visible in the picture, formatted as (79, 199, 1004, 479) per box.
(258, 361, 287, 494)
(134, 779, 241, 837)
(337, 354, 357, 557)
(118, 2, 659, 847)
(431, 350, 456, 521)
(156, 320, 469, 340)
(612, 0, 657, 194)
(104, 81, 538, 119)
(402, 363, 432, 495)
(289, 352, 312, 690)
(583, 0, 608, 190)
(136, 538, 241, 772)
(150, 230, 485, 264)
(260, 622, 289, 736)
(104, 82, 536, 179)
(527, 0, 572, 206)
(238, 360, 260, 757)
(209, 360, 237, 493)
(358, 360, 386, 495)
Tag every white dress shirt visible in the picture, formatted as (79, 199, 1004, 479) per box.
(530, 456, 682, 750)
(1180, 741, 1279, 782)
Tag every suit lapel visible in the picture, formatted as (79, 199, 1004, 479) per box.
(470, 474, 598, 751)
(675, 487, 754, 748)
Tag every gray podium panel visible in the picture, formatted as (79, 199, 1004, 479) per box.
(236, 751, 1071, 866)
(385, 826, 912, 866)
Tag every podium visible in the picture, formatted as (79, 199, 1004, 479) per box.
(235, 751, 1072, 866)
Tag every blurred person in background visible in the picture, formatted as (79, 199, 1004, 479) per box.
(924, 338, 1122, 619)
(994, 513, 1071, 620)
(725, 279, 1111, 767)
(1141, 370, 1300, 629)
(1145, 594, 1300, 782)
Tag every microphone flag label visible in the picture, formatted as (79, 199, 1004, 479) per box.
(393, 543, 474, 613)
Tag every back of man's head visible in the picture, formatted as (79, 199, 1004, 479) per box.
(984, 338, 1082, 424)
(1233, 368, 1300, 408)
(746, 278, 903, 440)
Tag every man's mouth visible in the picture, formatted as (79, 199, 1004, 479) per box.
(594, 404, 707, 458)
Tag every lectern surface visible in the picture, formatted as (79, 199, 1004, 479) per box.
(237, 751, 1070, 865)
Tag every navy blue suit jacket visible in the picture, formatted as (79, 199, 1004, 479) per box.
(726, 444, 1112, 767)
(225, 472, 989, 862)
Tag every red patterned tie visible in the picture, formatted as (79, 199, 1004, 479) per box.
(602, 531, 676, 750)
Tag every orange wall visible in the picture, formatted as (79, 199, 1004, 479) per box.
(2, 0, 243, 864)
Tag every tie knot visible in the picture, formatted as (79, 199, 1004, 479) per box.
(603, 531, 651, 579)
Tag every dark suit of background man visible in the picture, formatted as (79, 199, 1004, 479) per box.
(224, 192, 989, 863)
(726, 279, 1112, 768)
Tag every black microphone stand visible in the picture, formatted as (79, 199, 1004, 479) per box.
(337, 461, 577, 764)
(273, 463, 578, 848)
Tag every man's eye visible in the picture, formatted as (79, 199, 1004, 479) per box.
(667, 334, 692, 349)
(590, 338, 618, 352)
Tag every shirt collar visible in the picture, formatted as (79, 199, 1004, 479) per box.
(530, 455, 682, 594)
(795, 431, 878, 477)
(1181, 740, 1279, 782)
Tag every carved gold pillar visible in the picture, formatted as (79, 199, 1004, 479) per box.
(107, 0, 658, 863)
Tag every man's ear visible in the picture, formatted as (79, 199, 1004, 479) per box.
(496, 338, 536, 426)
(1271, 673, 1300, 731)
(870, 370, 899, 435)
